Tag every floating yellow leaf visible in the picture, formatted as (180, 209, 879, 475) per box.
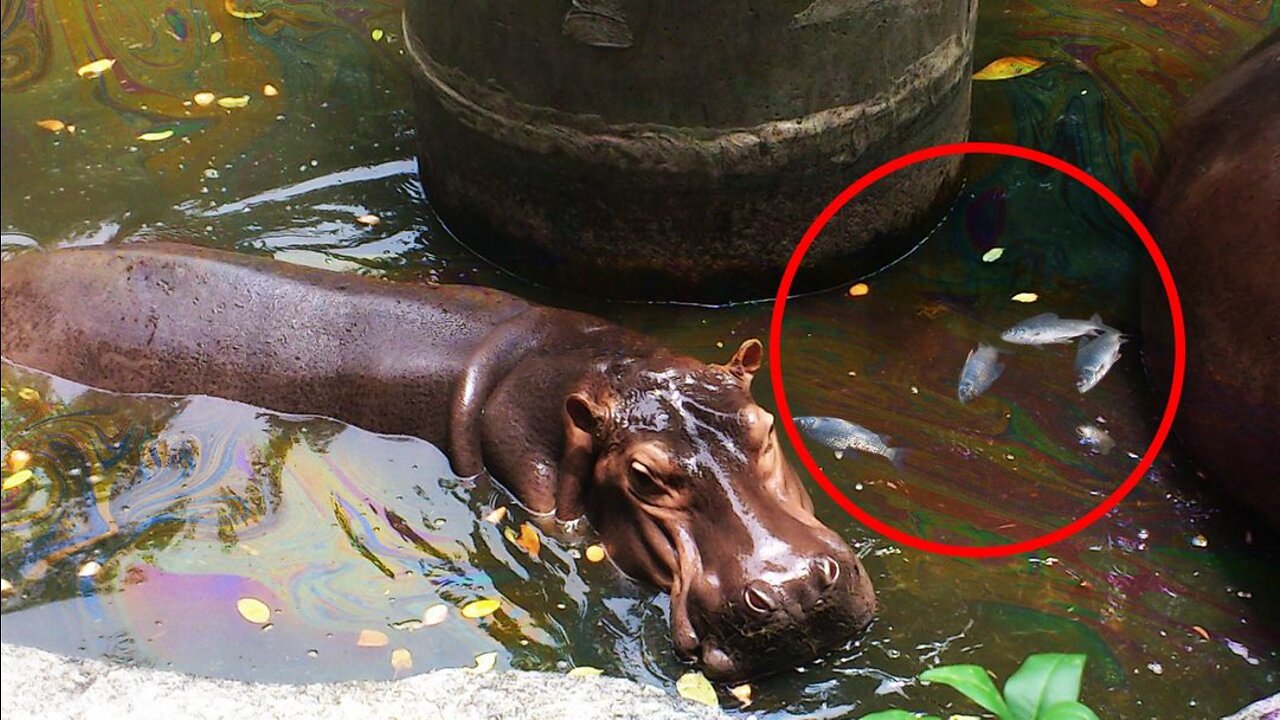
(391, 648, 413, 672)
(423, 603, 448, 626)
(263, 83, 279, 97)
(2, 469, 33, 491)
(355, 214, 381, 226)
(676, 671, 719, 708)
(371, 28, 385, 42)
(36, 119, 66, 133)
(17, 388, 41, 402)
(483, 506, 508, 524)
(357, 629, 389, 647)
(236, 597, 271, 624)
(514, 522, 541, 558)
(217, 95, 251, 109)
(1139, 0, 1158, 6)
(461, 598, 501, 619)
(585, 544, 606, 563)
(981, 247, 1005, 262)
(78, 561, 102, 578)
(1011, 292, 1039, 303)
(847, 282, 870, 297)
(7, 450, 32, 473)
(77, 58, 116, 78)
(224, 1, 265, 19)
(730, 684, 753, 707)
(137, 130, 174, 142)
(973, 56, 1046, 81)
(193, 92, 216, 106)
(567, 666, 603, 678)
(1191, 625, 1210, 641)
(210, 31, 223, 43)
(469, 651, 498, 673)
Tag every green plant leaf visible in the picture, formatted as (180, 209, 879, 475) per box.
(919, 665, 1013, 720)
(1040, 701, 1102, 720)
(859, 712, 942, 720)
(1003, 654, 1086, 720)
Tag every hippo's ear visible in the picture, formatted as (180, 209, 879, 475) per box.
(725, 339, 765, 383)
(565, 392, 608, 440)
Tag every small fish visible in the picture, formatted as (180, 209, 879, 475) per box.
(794, 416, 905, 468)
(1001, 313, 1108, 345)
(1075, 330, 1126, 393)
(957, 343, 1005, 403)
(1076, 424, 1115, 454)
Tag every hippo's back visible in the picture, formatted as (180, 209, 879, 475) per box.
(0, 242, 542, 441)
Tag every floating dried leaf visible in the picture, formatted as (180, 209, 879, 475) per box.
(355, 214, 381, 226)
(371, 28, 385, 41)
(423, 603, 449, 626)
(1011, 292, 1039, 303)
(389, 619, 424, 631)
(982, 247, 1005, 262)
(514, 522, 541, 558)
(262, 83, 279, 97)
(676, 671, 719, 707)
(1191, 625, 1210, 641)
(585, 544, 606, 563)
(224, 1, 265, 19)
(2, 469, 33, 491)
(461, 598, 501, 619)
(7, 450, 32, 473)
(390, 648, 413, 672)
(357, 629, 389, 647)
(469, 651, 498, 673)
(730, 684, 753, 707)
(236, 597, 271, 624)
(567, 666, 603, 678)
(217, 95, 251, 109)
(193, 92, 216, 106)
(847, 282, 870, 297)
(77, 58, 116, 78)
(973, 56, 1046, 81)
(1190, 534, 1208, 548)
(483, 506, 508, 524)
(77, 561, 102, 578)
(210, 31, 223, 43)
(36, 119, 66, 133)
(137, 130, 174, 142)
(17, 388, 41, 402)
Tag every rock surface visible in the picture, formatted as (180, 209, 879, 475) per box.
(1, 643, 726, 720)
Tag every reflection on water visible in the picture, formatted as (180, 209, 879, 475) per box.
(2, 0, 1278, 717)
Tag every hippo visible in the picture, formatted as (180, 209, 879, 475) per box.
(0, 242, 876, 680)
(1142, 31, 1280, 526)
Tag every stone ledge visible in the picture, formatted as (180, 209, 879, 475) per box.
(1, 643, 727, 720)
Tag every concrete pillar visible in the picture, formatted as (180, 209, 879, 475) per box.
(405, 0, 978, 301)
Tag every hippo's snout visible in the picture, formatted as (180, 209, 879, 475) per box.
(680, 531, 876, 682)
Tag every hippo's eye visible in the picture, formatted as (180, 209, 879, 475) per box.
(628, 460, 668, 497)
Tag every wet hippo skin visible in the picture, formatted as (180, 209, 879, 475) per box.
(1143, 31, 1280, 526)
(0, 242, 875, 680)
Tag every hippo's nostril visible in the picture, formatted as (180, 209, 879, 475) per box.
(743, 582, 777, 616)
(814, 556, 841, 590)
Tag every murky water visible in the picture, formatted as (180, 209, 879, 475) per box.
(2, 1, 1277, 718)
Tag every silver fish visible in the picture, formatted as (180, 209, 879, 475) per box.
(794, 416, 905, 468)
(1075, 330, 1126, 393)
(1001, 313, 1108, 345)
(1076, 424, 1115, 454)
(957, 343, 1005, 403)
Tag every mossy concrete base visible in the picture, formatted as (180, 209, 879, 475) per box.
(1, 643, 725, 720)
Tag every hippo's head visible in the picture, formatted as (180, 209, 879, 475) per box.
(561, 339, 876, 681)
